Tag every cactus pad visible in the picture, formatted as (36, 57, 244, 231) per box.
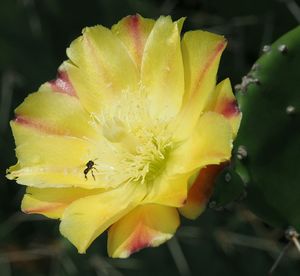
(235, 26, 300, 230)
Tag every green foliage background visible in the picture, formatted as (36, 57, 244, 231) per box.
(0, 0, 299, 275)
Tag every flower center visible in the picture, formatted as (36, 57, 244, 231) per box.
(90, 91, 173, 187)
(119, 129, 172, 184)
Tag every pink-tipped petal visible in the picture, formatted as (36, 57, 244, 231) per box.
(112, 15, 155, 69)
(14, 116, 67, 136)
(108, 204, 179, 258)
(174, 31, 227, 140)
(208, 78, 242, 137)
(21, 187, 101, 219)
(14, 88, 96, 138)
(49, 70, 77, 97)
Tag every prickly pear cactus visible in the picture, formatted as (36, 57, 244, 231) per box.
(234, 26, 300, 230)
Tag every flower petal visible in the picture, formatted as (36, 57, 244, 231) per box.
(21, 187, 101, 219)
(65, 25, 139, 114)
(7, 119, 136, 189)
(171, 112, 232, 174)
(48, 70, 77, 97)
(112, 14, 155, 69)
(14, 88, 96, 138)
(107, 204, 179, 258)
(143, 171, 194, 207)
(9, 121, 91, 167)
(207, 78, 242, 137)
(59, 182, 145, 253)
(141, 16, 185, 119)
(7, 122, 101, 188)
(179, 165, 223, 219)
(175, 30, 227, 139)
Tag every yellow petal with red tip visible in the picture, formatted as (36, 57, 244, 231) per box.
(47, 69, 77, 97)
(65, 25, 139, 114)
(175, 31, 227, 139)
(108, 204, 179, 258)
(179, 165, 223, 219)
(10, 121, 91, 167)
(60, 182, 145, 253)
(141, 16, 185, 119)
(207, 78, 242, 137)
(21, 187, 101, 219)
(7, 122, 104, 188)
(112, 15, 155, 69)
(15, 88, 95, 138)
(172, 112, 232, 174)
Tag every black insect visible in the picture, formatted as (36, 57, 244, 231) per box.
(84, 160, 97, 180)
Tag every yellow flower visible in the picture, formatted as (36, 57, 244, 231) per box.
(7, 15, 241, 258)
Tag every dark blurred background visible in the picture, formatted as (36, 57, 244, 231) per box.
(1, 0, 300, 275)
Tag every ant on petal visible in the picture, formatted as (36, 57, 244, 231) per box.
(84, 160, 98, 180)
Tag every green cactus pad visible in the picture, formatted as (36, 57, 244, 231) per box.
(235, 26, 300, 230)
(210, 167, 245, 209)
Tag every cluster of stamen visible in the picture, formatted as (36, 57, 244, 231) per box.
(89, 90, 173, 187)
